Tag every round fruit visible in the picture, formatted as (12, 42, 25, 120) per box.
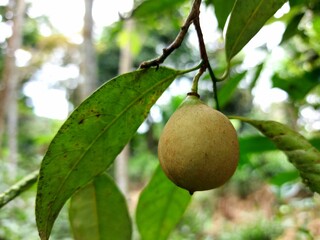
(158, 93, 239, 194)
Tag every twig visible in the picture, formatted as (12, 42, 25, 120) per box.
(208, 64, 220, 110)
(193, 13, 220, 110)
(139, 0, 221, 110)
(139, 0, 202, 69)
(0, 170, 38, 208)
(193, 16, 207, 71)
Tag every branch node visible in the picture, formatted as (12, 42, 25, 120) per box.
(138, 0, 202, 69)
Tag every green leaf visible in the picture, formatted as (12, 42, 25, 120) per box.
(225, 0, 287, 60)
(239, 135, 277, 154)
(239, 135, 320, 155)
(249, 63, 264, 90)
(136, 165, 191, 240)
(289, 0, 310, 7)
(232, 116, 320, 193)
(311, 138, 320, 150)
(211, 0, 236, 30)
(272, 69, 320, 101)
(280, 12, 304, 44)
(218, 71, 247, 107)
(238, 135, 277, 167)
(36, 66, 187, 240)
(69, 173, 131, 240)
(269, 170, 299, 186)
(132, 0, 187, 19)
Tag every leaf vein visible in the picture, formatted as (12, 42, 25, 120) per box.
(44, 71, 179, 230)
(228, 0, 265, 59)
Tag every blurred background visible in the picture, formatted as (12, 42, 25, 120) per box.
(0, 0, 320, 239)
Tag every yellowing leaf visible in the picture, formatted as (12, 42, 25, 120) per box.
(233, 116, 320, 193)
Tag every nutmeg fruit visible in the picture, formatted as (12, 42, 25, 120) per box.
(158, 94, 239, 194)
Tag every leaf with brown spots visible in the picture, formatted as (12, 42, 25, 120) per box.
(36, 66, 193, 239)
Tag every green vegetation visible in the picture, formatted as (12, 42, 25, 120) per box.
(0, 0, 320, 239)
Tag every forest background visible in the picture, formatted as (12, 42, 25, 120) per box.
(0, 0, 320, 239)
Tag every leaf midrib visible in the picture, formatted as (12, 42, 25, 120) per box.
(156, 186, 177, 240)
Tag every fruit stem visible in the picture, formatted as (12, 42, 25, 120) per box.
(180, 60, 204, 75)
(191, 69, 203, 94)
(187, 92, 200, 98)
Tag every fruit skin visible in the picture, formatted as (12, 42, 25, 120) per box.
(158, 94, 239, 193)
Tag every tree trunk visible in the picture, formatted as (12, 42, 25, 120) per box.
(78, 0, 97, 102)
(0, 0, 25, 178)
(115, 19, 134, 195)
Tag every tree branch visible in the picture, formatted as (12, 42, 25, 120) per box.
(139, 0, 220, 109)
(193, 15, 220, 110)
(208, 64, 220, 110)
(139, 0, 202, 69)
(0, 170, 38, 208)
(193, 16, 207, 70)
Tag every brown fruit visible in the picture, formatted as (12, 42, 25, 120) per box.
(158, 94, 239, 194)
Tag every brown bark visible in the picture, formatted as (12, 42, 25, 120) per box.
(0, 0, 25, 176)
(78, 0, 97, 102)
(115, 19, 134, 195)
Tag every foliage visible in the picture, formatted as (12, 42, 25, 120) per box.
(219, 219, 283, 240)
(232, 117, 320, 192)
(206, 0, 236, 30)
(136, 165, 191, 240)
(35, 66, 191, 239)
(69, 174, 132, 240)
(0, 0, 320, 239)
(225, 0, 287, 61)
